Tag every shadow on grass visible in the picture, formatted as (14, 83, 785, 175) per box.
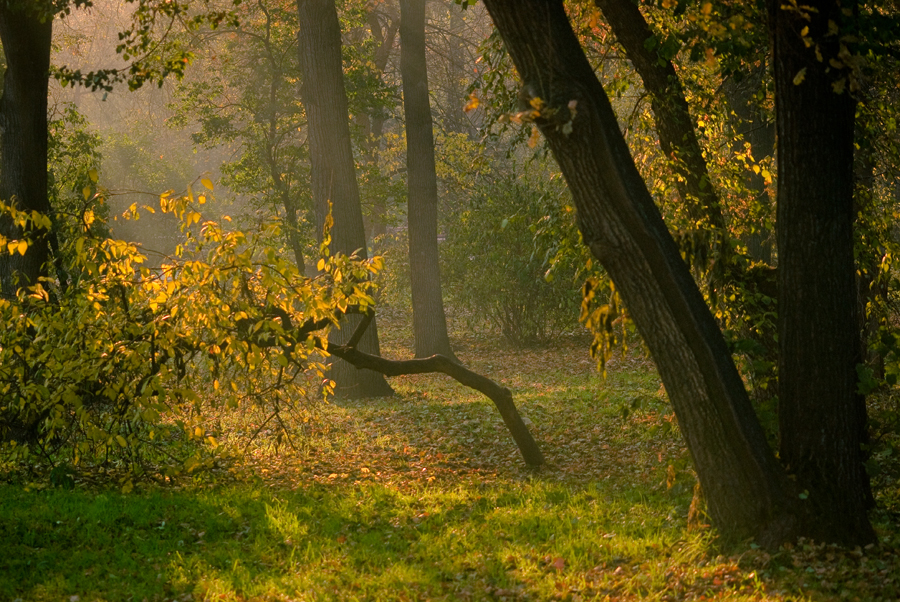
(0, 477, 690, 601)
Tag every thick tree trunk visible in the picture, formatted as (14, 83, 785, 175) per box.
(770, 0, 874, 544)
(484, 0, 875, 547)
(296, 0, 393, 397)
(0, 7, 53, 298)
(400, 0, 456, 360)
(594, 0, 725, 234)
(482, 0, 794, 543)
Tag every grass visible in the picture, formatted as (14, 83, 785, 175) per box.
(1, 323, 899, 601)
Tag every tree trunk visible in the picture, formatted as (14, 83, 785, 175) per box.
(0, 7, 53, 298)
(593, 0, 725, 234)
(770, 0, 874, 544)
(400, 0, 456, 360)
(482, 0, 795, 543)
(296, 0, 393, 397)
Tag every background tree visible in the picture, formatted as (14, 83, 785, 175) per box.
(400, 0, 456, 359)
(296, 0, 394, 397)
(170, 0, 312, 273)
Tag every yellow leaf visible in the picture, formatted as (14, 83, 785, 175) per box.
(82, 186, 92, 201)
(793, 68, 807, 85)
(527, 125, 542, 148)
(88, 168, 99, 183)
(115, 435, 128, 448)
(201, 177, 214, 191)
(464, 93, 480, 113)
(17, 240, 27, 256)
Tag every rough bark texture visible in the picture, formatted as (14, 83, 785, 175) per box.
(0, 7, 53, 297)
(400, 0, 456, 360)
(770, 0, 875, 544)
(482, 0, 797, 543)
(296, 0, 393, 397)
(594, 0, 725, 233)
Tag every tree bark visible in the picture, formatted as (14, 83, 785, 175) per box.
(296, 0, 393, 397)
(0, 6, 53, 297)
(770, 0, 874, 544)
(479, 0, 827, 546)
(400, 0, 456, 360)
(593, 0, 725, 234)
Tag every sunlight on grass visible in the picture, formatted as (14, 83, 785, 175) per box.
(1, 336, 898, 601)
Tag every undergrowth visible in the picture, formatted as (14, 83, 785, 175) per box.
(1, 326, 898, 601)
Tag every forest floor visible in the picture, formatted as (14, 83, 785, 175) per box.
(1, 315, 899, 601)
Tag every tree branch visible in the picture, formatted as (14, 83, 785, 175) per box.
(327, 343, 544, 466)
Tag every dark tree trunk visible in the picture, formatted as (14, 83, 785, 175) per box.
(0, 7, 53, 298)
(400, 0, 456, 360)
(296, 0, 393, 397)
(594, 0, 725, 234)
(482, 0, 796, 544)
(770, 0, 875, 544)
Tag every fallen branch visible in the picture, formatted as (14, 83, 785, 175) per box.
(327, 342, 544, 466)
(238, 303, 545, 466)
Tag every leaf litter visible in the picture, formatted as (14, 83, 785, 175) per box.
(217, 320, 900, 602)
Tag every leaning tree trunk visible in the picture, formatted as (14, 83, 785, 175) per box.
(296, 0, 393, 397)
(593, 0, 725, 234)
(481, 0, 801, 544)
(770, 0, 874, 544)
(400, 0, 456, 360)
(0, 6, 53, 298)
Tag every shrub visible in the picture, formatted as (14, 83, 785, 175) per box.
(441, 171, 583, 346)
(0, 192, 381, 487)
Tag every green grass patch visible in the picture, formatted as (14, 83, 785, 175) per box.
(1, 334, 898, 601)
